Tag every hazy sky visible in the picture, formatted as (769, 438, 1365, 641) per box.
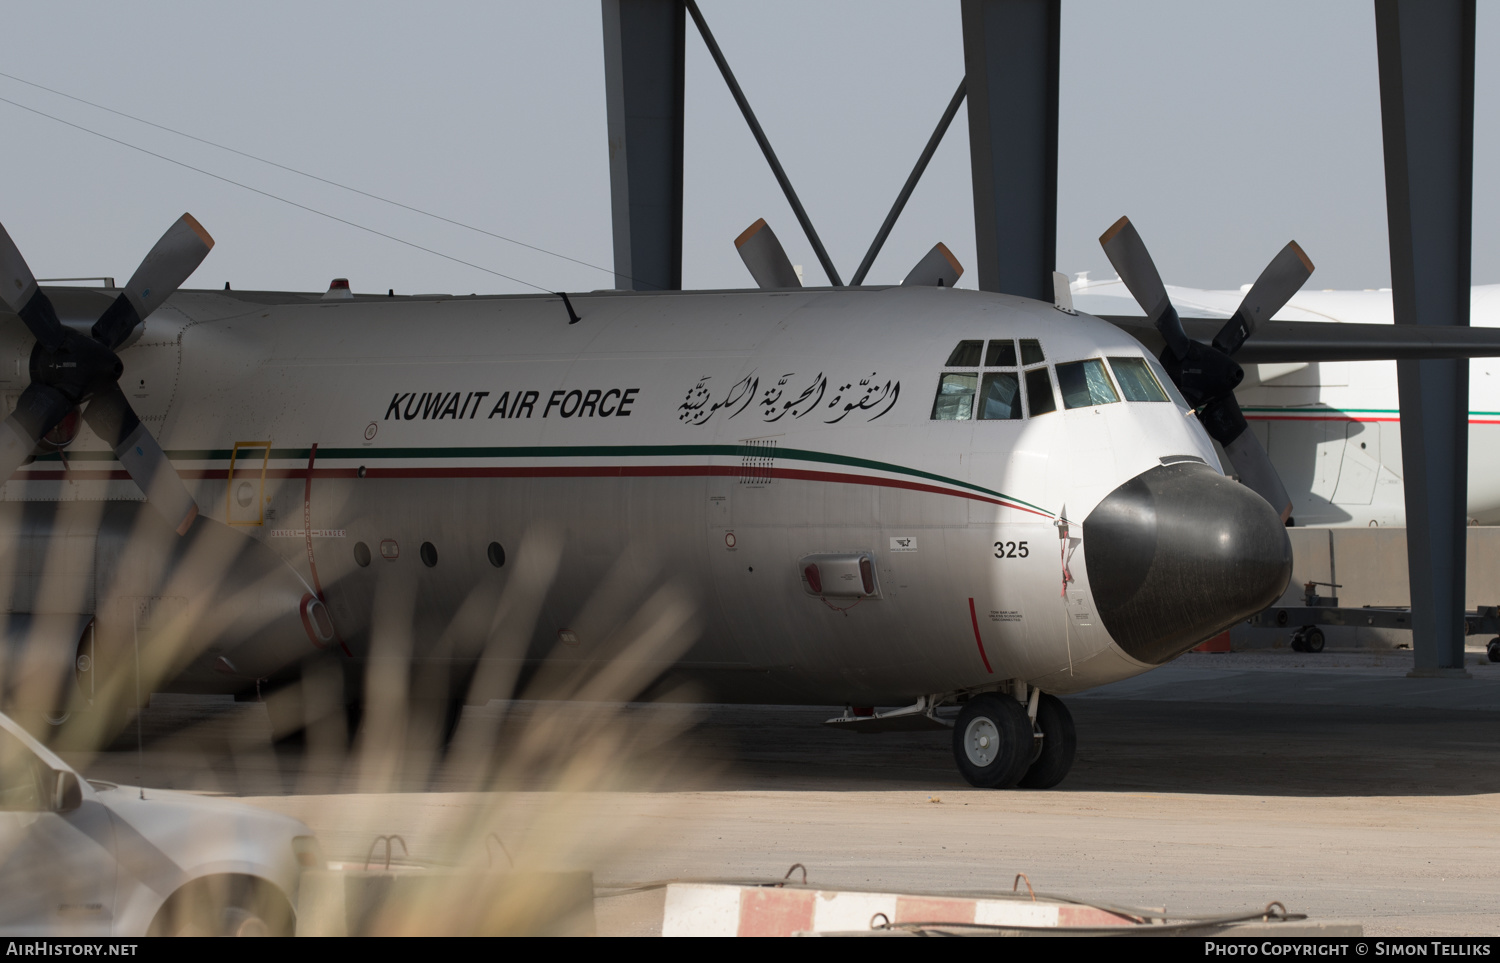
(1, 1, 1495, 296)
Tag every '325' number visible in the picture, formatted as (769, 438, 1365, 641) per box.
(994, 540, 1029, 559)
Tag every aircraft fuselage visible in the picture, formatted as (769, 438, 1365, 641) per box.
(0, 284, 1290, 712)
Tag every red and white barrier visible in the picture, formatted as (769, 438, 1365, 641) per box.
(661, 882, 1135, 936)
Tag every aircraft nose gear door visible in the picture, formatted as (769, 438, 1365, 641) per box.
(226, 441, 271, 526)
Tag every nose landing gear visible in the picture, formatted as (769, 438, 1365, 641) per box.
(952, 690, 1077, 789)
(1017, 694, 1076, 789)
(954, 694, 1031, 788)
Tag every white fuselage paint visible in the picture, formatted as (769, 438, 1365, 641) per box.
(1074, 278, 1500, 527)
(0, 285, 1223, 705)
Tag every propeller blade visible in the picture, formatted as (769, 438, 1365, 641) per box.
(734, 219, 801, 290)
(1212, 241, 1315, 356)
(1197, 390, 1291, 519)
(82, 384, 198, 535)
(0, 221, 67, 350)
(902, 243, 963, 288)
(0, 383, 74, 480)
(1221, 428, 1293, 522)
(92, 213, 214, 350)
(1098, 216, 1191, 359)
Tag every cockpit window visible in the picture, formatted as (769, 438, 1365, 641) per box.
(931, 372, 977, 420)
(1108, 357, 1170, 402)
(1056, 359, 1120, 409)
(1025, 367, 1057, 416)
(977, 372, 1022, 420)
(933, 338, 1055, 420)
(945, 340, 983, 367)
(985, 339, 1017, 367)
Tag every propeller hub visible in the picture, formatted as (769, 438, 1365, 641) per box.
(0, 212, 208, 536)
(1159, 340, 1244, 411)
(28, 331, 123, 405)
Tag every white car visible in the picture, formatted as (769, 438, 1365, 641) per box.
(0, 712, 321, 936)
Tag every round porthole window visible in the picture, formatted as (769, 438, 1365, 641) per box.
(354, 541, 372, 567)
(487, 542, 505, 568)
(420, 541, 438, 567)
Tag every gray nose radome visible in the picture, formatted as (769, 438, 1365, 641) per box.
(1082, 461, 1292, 665)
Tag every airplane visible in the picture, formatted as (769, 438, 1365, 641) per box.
(4, 211, 1500, 790)
(1073, 276, 1500, 528)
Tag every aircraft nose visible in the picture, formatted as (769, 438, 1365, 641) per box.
(1082, 461, 1292, 664)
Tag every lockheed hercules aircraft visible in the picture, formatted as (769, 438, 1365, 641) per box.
(0, 213, 1496, 788)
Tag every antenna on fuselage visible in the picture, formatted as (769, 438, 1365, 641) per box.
(557, 291, 581, 325)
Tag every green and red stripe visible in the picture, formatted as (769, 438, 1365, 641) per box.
(17, 443, 1056, 519)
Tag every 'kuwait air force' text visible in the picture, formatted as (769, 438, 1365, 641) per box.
(383, 388, 640, 421)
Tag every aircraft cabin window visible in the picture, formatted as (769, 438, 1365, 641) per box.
(977, 372, 1023, 420)
(1057, 359, 1121, 409)
(945, 340, 984, 367)
(931, 372, 978, 420)
(1025, 367, 1057, 416)
(1108, 357, 1170, 403)
(1020, 339, 1045, 366)
(985, 340, 1017, 367)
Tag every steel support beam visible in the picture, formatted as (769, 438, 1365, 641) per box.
(686, 1, 842, 286)
(602, 0, 685, 291)
(852, 79, 968, 287)
(961, 0, 1060, 300)
(1375, 0, 1475, 677)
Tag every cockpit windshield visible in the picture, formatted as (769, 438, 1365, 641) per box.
(1056, 359, 1119, 409)
(1108, 357, 1170, 403)
(931, 338, 1174, 421)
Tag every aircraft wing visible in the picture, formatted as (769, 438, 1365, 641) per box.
(1098, 315, 1500, 363)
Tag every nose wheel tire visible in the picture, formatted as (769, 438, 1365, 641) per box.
(1487, 638, 1500, 663)
(952, 693, 1032, 788)
(1017, 694, 1077, 789)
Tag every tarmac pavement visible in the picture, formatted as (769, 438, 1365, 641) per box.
(64, 648, 1500, 937)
